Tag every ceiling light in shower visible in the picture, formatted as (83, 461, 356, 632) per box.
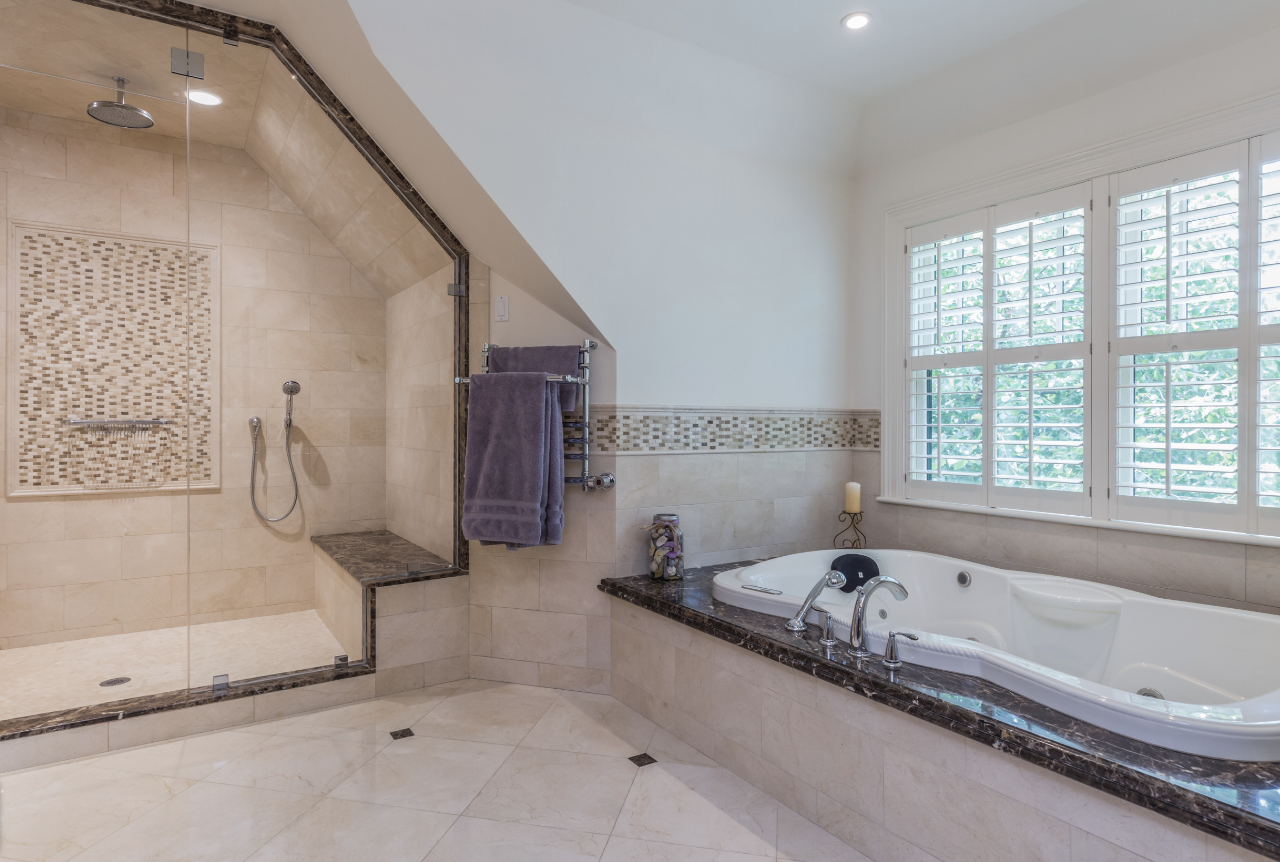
(841, 11, 871, 29)
(188, 90, 221, 105)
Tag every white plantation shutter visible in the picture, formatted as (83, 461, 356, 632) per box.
(993, 208, 1086, 349)
(906, 211, 988, 505)
(1112, 144, 1247, 532)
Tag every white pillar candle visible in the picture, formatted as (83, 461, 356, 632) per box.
(845, 481, 861, 514)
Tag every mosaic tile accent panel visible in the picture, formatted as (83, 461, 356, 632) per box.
(583, 406, 880, 453)
(8, 223, 219, 496)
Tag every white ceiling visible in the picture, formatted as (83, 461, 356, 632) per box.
(560, 0, 1092, 101)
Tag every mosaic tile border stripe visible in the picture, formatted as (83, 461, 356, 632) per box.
(8, 222, 220, 497)
(580, 405, 880, 453)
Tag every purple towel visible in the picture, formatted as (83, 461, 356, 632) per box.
(488, 346, 581, 411)
(462, 372, 564, 548)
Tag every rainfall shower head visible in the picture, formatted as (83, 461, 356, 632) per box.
(282, 381, 301, 396)
(87, 77, 154, 129)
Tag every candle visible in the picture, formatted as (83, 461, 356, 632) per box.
(845, 482, 861, 514)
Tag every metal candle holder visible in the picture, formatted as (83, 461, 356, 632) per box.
(833, 511, 866, 550)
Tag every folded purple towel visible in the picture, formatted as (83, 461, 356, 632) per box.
(462, 372, 564, 548)
(488, 345, 581, 411)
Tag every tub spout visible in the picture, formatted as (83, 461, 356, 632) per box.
(784, 570, 847, 633)
(851, 575, 909, 659)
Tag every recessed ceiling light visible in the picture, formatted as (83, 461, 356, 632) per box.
(188, 90, 221, 106)
(841, 11, 871, 30)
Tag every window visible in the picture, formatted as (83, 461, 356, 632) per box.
(891, 139, 1280, 536)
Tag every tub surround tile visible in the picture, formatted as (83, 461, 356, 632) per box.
(600, 564, 1280, 860)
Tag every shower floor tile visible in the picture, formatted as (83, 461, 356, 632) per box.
(0, 611, 346, 723)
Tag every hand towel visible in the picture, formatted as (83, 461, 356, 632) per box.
(488, 345, 582, 411)
(462, 372, 564, 548)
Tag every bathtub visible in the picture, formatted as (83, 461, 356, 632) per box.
(712, 549, 1280, 761)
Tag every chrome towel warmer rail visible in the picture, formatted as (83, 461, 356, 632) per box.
(456, 338, 615, 491)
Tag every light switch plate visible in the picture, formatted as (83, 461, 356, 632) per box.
(494, 295, 509, 322)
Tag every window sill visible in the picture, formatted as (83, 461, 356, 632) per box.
(876, 495, 1280, 548)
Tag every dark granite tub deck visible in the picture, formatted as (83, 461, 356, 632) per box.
(600, 563, 1280, 860)
(0, 531, 460, 744)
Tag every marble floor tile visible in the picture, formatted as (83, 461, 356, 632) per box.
(95, 731, 270, 780)
(329, 735, 512, 813)
(613, 763, 780, 857)
(777, 806, 869, 861)
(0, 758, 101, 805)
(601, 836, 773, 862)
(522, 691, 657, 758)
(0, 611, 344, 723)
(68, 781, 319, 862)
(203, 733, 378, 796)
(0, 766, 192, 862)
(4, 686, 863, 862)
(410, 680, 560, 745)
(464, 746, 639, 834)
(245, 797, 455, 862)
(424, 816, 610, 862)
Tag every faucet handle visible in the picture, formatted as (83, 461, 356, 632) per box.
(810, 604, 840, 648)
(882, 630, 919, 670)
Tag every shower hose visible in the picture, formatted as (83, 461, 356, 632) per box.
(248, 414, 300, 522)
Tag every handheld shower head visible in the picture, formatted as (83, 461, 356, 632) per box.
(282, 381, 300, 428)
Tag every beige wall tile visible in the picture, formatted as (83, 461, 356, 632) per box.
(8, 537, 120, 588)
(0, 586, 63, 637)
(0, 124, 66, 179)
(470, 555, 540, 610)
(189, 157, 268, 208)
(311, 295, 384, 335)
(266, 330, 352, 370)
(65, 137, 172, 194)
(122, 532, 187, 577)
(1095, 531, 1246, 600)
(8, 172, 120, 230)
(190, 567, 267, 614)
(106, 698, 257, 750)
(252, 674, 375, 721)
(222, 204, 309, 252)
(267, 250, 349, 295)
(469, 654, 540, 685)
(538, 664, 610, 694)
(63, 576, 175, 629)
(538, 560, 611, 616)
(491, 607, 588, 666)
(377, 604, 468, 669)
(119, 189, 187, 241)
(0, 724, 108, 773)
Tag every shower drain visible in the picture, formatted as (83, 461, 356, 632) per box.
(99, 677, 130, 687)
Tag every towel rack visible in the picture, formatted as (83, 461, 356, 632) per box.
(455, 339, 615, 492)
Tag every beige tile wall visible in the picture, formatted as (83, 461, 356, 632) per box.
(609, 597, 1257, 862)
(613, 450, 859, 576)
(385, 261, 459, 561)
(244, 55, 452, 300)
(849, 451, 1280, 617)
(372, 576, 469, 696)
(0, 104, 391, 648)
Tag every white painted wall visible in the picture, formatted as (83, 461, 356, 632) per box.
(489, 272, 617, 405)
(849, 16, 1280, 410)
(347, 0, 857, 411)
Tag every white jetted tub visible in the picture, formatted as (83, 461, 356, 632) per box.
(712, 549, 1280, 761)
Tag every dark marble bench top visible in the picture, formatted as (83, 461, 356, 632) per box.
(601, 563, 1280, 861)
(312, 530, 455, 586)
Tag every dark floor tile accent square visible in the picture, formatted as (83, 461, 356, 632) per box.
(629, 753, 657, 767)
(389, 728, 414, 740)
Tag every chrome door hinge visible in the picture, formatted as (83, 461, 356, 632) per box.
(1107, 488, 1111, 498)
(1089, 486, 1092, 497)
(171, 47, 205, 79)
(904, 244, 908, 254)
(1090, 199, 1093, 212)
(447, 283, 466, 297)
(1089, 342, 1092, 355)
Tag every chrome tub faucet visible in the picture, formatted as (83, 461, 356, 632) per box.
(785, 570, 847, 633)
(851, 575, 909, 659)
